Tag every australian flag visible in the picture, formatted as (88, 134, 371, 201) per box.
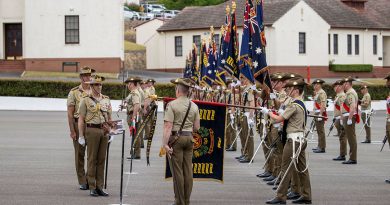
(239, 0, 255, 84)
(250, 0, 272, 92)
(222, 7, 240, 80)
(203, 42, 217, 87)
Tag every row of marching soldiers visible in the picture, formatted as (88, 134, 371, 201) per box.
(189, 72, 312, 204)
(67, 66, 157, 197)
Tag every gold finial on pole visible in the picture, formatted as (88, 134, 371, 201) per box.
(226, 5, 230, 15)
(231, 0, 236, 13)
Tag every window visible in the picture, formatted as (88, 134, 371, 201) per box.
(193, 35, 201, 54)
(347, 34, 352, 55)
(328, 34, 331, 54)
(213, 34, 220, 51)
(373, 35, 377, 55)
(333, 34, 338, 55)
(65, 15, 79, 44)
(174, 36, 182, 57)
(299, 32, 306, 54)
(355, 35, 359, 55)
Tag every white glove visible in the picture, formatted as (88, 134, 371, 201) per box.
(78, 137, 86, 146)
(248, 118, 255, 127)
(230, 113, 234, 120)
(340, 119, 343, 125)
(347, 119, 352, 125)
(317, 117, 323, 122)
(269, 93, 277, 100)
(261, 107, 269, 115)
(231, 82, 236, 87)
(235, 80, 241, 86)
(250, 85, 257, 90)
(108, 135, 115, 143)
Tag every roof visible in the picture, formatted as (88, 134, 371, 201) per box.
(157, 0, 298, 32)
(157, 0, 390, 32)
(134, 18, 164, 29)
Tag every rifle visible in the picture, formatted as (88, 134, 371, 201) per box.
(326, 118, 336, 138)
(380, 135, 388, 152)
(304, 119, 316, 139)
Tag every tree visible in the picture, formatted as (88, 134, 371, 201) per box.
(158, 0, 226, 10)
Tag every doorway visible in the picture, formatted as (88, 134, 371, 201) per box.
(4, 23, 23, 60)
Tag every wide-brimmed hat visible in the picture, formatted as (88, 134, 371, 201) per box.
(283, 78, 307, 88)
(341, 76, 356, 83)
(281, 73, 303, 81)
(125, 76, 142, 84)
(360, 85, 369, 90)
(87, 75, 105, 84)
(79, 66, 95, 75)
(332, 80, 343, 87)
(170, 78, 193, 87)
(270, 72, 284, 81)
(147, 78, 156, 83)
(311, 79, 325, 85)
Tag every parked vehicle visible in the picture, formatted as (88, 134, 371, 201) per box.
(124, 7, 140, 20)
(163, 10, 180, 19)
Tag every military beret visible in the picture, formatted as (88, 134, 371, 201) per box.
(341, 76, 356, 83)
(283, 78, 307, 88)
(282, 73, 303, 81)
(125, 76, 142, 84)
(312, 79, 325, 85)
(170, 78, 193, 87)
(87, 75, 105, 84)
(79, 66, 95, 75)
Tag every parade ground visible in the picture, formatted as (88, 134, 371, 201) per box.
(1, 110, 390, 205)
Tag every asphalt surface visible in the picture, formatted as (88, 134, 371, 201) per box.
(1, 111, 390, 205)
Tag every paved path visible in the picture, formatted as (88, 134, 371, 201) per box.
(0, 111, 390, 205)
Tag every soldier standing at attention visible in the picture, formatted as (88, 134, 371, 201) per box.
(332, 80, 347, 161)
(265, 79, 312, 205)
(312, 79, 327, 153)
(341, 77, 359, 165)
(78, 75, 112, 197)
(237, 74, 255, 163)
(67, 66, 95, 190)
(359, 85, 372, 143)
(163, 78, 200, 205)
(122, 77, 142, 160)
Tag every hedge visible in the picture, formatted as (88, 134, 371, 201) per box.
(0, 79, 388, 100)
(0, 79, 175, 100)
(330, 64, 373, 72)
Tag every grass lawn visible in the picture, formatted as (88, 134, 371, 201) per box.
(21, 71, 118, 79)
(358, 78, 386, 85)
(125, 41, 145, 51)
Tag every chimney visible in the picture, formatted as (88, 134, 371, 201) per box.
(341, 0, 367, 10)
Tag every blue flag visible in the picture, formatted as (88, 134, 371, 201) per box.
(190, 44, 199, 85)
(183, 54, 192, 78)
(222, 8, 240, 80)
(250, 0, 272, 92)
(239, 0, 255, 84)
(199, 43, 210, 87)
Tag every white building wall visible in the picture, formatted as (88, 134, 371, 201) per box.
(136, 19, 164, 45)
(24, 0, 124, 60)
(329, 29, 390, 67)
(272, 0, 330, 66)
(0, 0, 25, 59)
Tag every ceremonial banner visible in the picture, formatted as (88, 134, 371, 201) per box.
(164, 98, 226, 182)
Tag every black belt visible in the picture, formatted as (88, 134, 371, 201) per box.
(86, 123, 102, 129)
(171, 131, 193, 136)
(74, 118, 78, 122)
